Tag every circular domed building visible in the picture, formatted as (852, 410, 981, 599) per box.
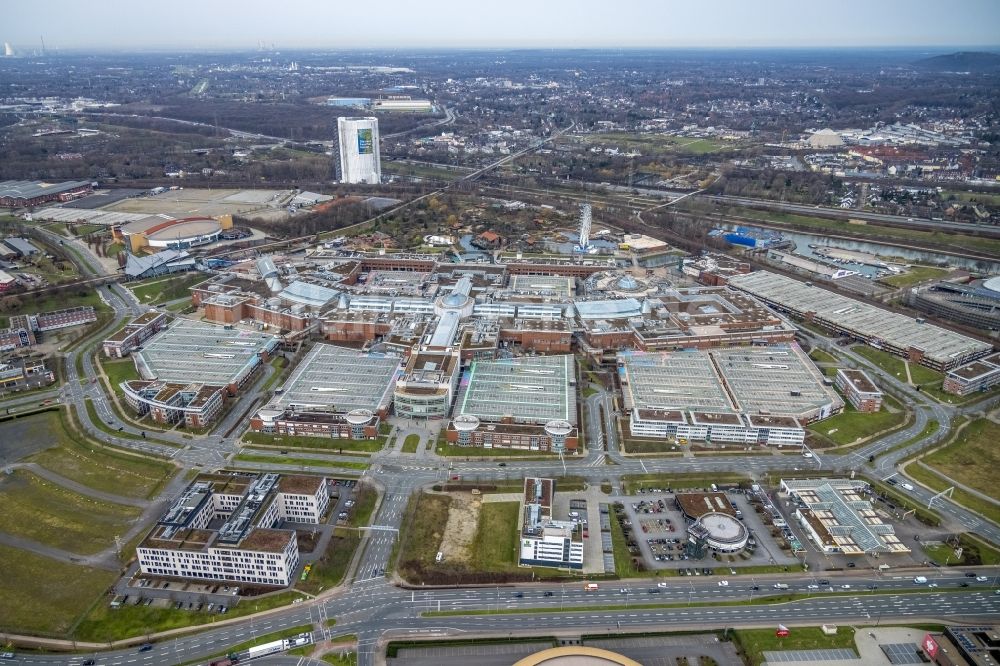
(513, 646, 642, 666)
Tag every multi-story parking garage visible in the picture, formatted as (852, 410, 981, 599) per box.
(445, 354, 579, 452)
(251, 343, 400, 438)
(620, 344, 842, 446)
(133, 319, 280, 394)
(729, 270, 991, 371)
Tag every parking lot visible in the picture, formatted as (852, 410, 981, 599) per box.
(611, 488, 799, 573)
(550, 486, 608, 574)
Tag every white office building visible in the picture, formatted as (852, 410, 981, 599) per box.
(336, 117, 381, 184)
(136, 473, 331, 587)
(518, 478, 584, 569)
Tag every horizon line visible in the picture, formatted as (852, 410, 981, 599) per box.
(4, 44, 1000, 55)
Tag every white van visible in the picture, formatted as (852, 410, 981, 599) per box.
(913, 576, 928, 584)
(435, 551, 444, 563)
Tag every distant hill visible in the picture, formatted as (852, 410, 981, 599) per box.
(914, 51, 1000, 72)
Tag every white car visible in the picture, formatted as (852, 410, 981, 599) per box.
(841, 584, 851, 589)
(928, 583, 939, 588)
(657, 582, 668, 588)
(976, 576, 988, 582)
(802, 452, 814, 458)
(900, 483, 915, 491)
(717, 580, 729, 587)
(807, 584, 819, 589)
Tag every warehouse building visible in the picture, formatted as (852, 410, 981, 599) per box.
(0, 236, 40, 258)
(445, 354, 578, 453)
(251, 343, 400, 438)
(0, 179, 92, 207)
(518, 477, 584, 569)
(779, 478, 910, 556)
(137, 472, 330, 587)
(728, 270, 991, 371)
(834, 368, 883, 412)
(620, 345, 841, 446)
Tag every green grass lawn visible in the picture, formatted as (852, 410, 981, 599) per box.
(298, 528, 360, 594)
(882, 265, 950, 289)
(322, 653, 357, 666)
(905, 464, 1000, 525)
(27, 409, 175, 498)
(101, 357, 139, 394)
(382, 161, 469, 181)
(922, 419, 1000, 503)
(128, 272, 206, 304)
(0, 543, 118, 636)
(0, 287, 110, 317)
(808, 348, 838, 364)
(734, 627, 856, 666)
(0, 470, 141, 554)
(908, 362, 944, 386)
(853, 346, 908, 380)
(234, 452, 370, 471)
(242, 431, 386, 454)
(620, 438, 683, 454)
(396, 493, 450, 580)
(73, 590, 307, 642)
(924, 534, 1000, 566)
(401, 434, 421, 453)
(807, 402, 907, 446)
(471, 502, 520, 572)
(70, 223, 107, 236)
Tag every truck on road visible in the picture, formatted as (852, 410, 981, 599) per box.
(584, 583, 599, 592)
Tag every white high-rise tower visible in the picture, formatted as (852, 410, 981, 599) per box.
(335, 117, 381, 184)
(575, 203, 592, 252)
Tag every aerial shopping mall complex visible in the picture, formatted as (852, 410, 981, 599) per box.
(99, 227, 993, 452)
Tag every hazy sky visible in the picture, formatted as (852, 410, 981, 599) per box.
(6, 0, 1000, 51)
